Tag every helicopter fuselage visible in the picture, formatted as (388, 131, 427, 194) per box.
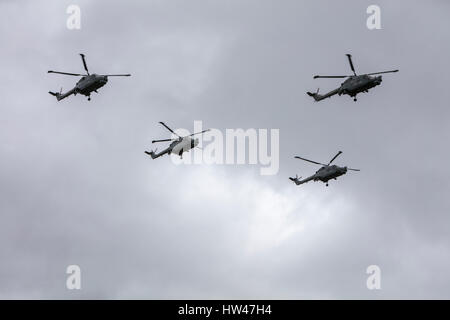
(292, 165, 348, 186)
(170, 137, 199, 156)
(148, 136, 199, 159)
(338, 75, 382, 97)
(313, 165, 348, 182)
(75, 74, 108, 96)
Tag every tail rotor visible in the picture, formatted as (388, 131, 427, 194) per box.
(144, 148, 158, 159)
(48, 88, 63, 101)
(289, 174, 302, 185)
(306, 88, 321, 101)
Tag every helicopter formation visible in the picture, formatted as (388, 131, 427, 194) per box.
(47, 53, 399, 188)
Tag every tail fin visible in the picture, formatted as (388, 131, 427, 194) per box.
(49, 87, 64, 101)
(48, 91, 62, 101)
(144, 150, 157, 159)
(289, 175, 303, 185)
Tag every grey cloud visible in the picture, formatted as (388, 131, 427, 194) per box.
(1, 0, 450, 299)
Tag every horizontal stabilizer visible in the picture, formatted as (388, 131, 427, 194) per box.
(289, 176, 303, 185)
(144, 151, 156, 159)
(48, 91, 62, 101)
(307, 91, 321, 101)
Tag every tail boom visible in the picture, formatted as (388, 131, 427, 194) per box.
(145, 148, 169, 159)
(289, 175, 314, 186)
(48, 88, 76, 101)
(307, 88, 339, 102)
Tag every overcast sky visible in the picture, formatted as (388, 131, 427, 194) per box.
(1, 0, 450, 299)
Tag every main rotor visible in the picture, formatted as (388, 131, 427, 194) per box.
(151, 122, 210, 144)
(294, 151, 360, 171)
(48, 53, 131, 78)
(313, 54, 398, 79)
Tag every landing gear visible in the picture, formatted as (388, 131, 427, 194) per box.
(353, 97, 357, 102)
(87, 96, 91, 101)
(326, 183, 329, 187)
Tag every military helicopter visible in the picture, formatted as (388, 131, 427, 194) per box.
(48, 54, 131, 101)
(145, 122, 210, 159)
(307, 54, 398, 102)
(289, 151, 360, 187)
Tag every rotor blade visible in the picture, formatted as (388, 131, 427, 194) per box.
(48, 71, 85, 76)
(328, 151, 343, 165)
(158, 122, 181, 138)
(365, 69, 399, 76)
(294, 156, 325, 166)
(152, 138, 175, 143)
(313, 75, 349, 79)
(80, 54, 89, 75)
(100, 74, 131, 77)
(188, 129, 211, 137)
(347, 168, 360, 171)
(346, 54, 357, 75)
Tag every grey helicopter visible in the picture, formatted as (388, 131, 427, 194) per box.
(48, 54, 130, 101)
(289, 151, 360, 187)
(145, 122, 210, 159)
(307, 54, 398, 102)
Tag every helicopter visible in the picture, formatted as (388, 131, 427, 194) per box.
(307, 54, 398, 102)
(289, 151, 360, 187)
(48, 54, 130, 101)
(145, 122, 210, 159)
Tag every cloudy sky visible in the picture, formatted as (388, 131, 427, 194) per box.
(1, 0, 450, 299)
